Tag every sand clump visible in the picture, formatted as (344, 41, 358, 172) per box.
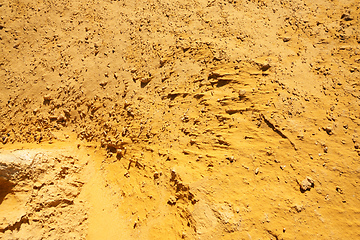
(0, 149, 88, 239)
(1, 0, 360, 239)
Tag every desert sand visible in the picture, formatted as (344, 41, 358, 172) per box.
(0, 0, 360, 239)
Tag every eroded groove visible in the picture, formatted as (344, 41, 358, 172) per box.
(261, 113, 297, 150)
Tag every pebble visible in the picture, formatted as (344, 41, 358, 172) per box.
(260, 63, 271, 71)
(283, 37, 291, 42)
(57, 114, 66, 122)
(341, 14, 353, 21)
(336, 186, 343, 194)
(300, 177, 314, 192)
(99, 80, 108, 87)
(167, 196, 177, 205)
(63, 109, 70, 115)
(43, 94, 52, 101)
(324, 147, 328, 153)
(239, 89, 246, 97)
(293, 205, 303, 212)
(140, 77, 151, 84)
(49, 115, 58, 121)
(323, 126, 333, 135)
(116, 149, 123, 157)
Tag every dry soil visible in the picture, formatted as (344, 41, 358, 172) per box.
(1, 0, 360, 239)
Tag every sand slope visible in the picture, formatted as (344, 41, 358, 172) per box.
(1, 0, 360, 239)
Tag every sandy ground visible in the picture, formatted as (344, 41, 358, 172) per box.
(1, 0, 360, 239)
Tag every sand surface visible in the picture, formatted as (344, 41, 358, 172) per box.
(1, 0, 360, 239)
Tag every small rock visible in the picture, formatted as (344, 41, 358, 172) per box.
(167, 196, 177, 205)
(226, 156, 235, 163)
(116, 149, 123, 157)
(323, 146, 328, 153)
(49, 115, 58, 121)
(43, 94, 52, 101)
(239, 90, 246, 98)
(293, 205, 303, 213)
(283, 37, 291, 42)
(323, 126, 333, 135)
(63, 109, 70, 115)
(260, 63, 271, 71)
(140, 77, 151, 84)
(99, 80, 108, 87)
(336, 186, 343, 194)
(297, 134, 304, 140)
(341, 14, 353, 21)
(255, 168, 259, 175)
(57, 114, 66, 122)
(300, 177, 314, 192)
(170, 169, 177, 181)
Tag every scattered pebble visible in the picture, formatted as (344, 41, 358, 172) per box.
(57, 114, 66, 122)
(323, 126, 333, 135)
(167, 196, 177, 205)
(43, 94, 52, 101)
(300, 176, 314, 192)
(341, 14, 353, 21)
(293, 204, 303, 213)
(116, 149, 123, 157)
(154, 171, 160, 179)
(336, 186, 343, 194)
(140, 77, 152, 84)
(260, 63, 271, 71)
(324, 146, 328, 153)
(283, 37, 291, 42)
(99, 80, 108, 87)
(239, 89, 246, 98)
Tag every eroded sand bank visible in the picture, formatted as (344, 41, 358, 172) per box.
(1, 0, 360, 239)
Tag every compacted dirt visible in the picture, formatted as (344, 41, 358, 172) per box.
(1, 0, 360, 239)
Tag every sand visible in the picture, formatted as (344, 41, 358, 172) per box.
(0, 0, 360, 239)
